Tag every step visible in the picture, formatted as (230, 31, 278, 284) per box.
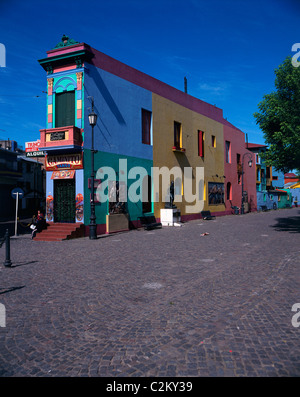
(46, 223, 81, 229)
(33, 223, 84, 241)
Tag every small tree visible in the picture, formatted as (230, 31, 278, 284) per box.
(254, 56, 300, 173)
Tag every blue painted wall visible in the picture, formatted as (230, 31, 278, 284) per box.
(290, 188, 300, 205)
(45, 168, 84, 223)
(271, 169, 285, 189)
(83, 64, 153, 161)
(257, 191, 278, 211)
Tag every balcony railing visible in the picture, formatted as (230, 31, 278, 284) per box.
(172, 146, 186, 153)
(39, 125, 83, 151)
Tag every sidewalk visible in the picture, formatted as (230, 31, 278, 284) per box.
(0, 208, 299, 376)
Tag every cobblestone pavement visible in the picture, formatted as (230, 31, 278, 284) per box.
(0, 208, 299, 377)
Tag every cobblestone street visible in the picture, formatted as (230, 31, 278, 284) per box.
(0, 208, 299, 377)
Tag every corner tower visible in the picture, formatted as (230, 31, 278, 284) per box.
(38, 35, 92, 224)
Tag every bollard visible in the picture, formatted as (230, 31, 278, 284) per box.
(3, 229, 12, 267)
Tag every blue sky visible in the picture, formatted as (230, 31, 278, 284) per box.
(0, 0, 299, 149)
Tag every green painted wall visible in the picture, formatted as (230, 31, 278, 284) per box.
(278, 190, 293, 208)
(84, 150, 153, 226)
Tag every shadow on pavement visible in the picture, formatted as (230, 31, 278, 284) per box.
(270, 210, 300, 233)
(0, 286, 25, 295)
(11, 261, 38, 268)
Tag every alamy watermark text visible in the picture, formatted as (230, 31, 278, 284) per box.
(291, 43, 300, 67)
(0, 43, 6, 67)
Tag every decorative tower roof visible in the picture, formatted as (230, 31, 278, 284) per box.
(38, 37, 93, 74)
(53, 35, 79, 49)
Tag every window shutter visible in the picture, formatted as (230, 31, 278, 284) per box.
(198, 130, 204, 157)
(55, 91, 75, 128)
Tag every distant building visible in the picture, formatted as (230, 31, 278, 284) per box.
(0, 141, 45, 219)
(0, 139, 19, 152)
(284, 172, 299, 187)
(246, 143, 272, 192)
(0, 146, 22, 218)
(271, 169, 285, 189)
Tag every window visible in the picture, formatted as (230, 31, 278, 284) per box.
(237, 153, 242, 179)
(142, 175, 152, 213)
(55, 91, 75, 128)
(225, 141, 231, 163)
(174, 121, 181, 149)
(198, 130, 204, 157)
(272, 176, 278, 181)
(174, 177, 182, 197)
(211, 135, 216, 148)
(142, 109, 152, 145)
(226, 182, 232, 200)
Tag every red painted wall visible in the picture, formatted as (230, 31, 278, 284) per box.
(223, 121, 257, 213)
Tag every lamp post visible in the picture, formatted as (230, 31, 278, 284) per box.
(241, 152, 253, 215)
(88, 98, 98, 239)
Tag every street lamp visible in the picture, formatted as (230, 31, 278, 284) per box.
(241, 152, 253, 215)
(89, 98, 98, 239)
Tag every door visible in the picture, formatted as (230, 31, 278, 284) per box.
(54, 179, 75, 223)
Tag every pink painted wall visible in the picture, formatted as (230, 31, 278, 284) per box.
(47, 44, 87, 57)
(223, 120, 257, 213)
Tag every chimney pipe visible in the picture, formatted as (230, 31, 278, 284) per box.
(184, 77, 187, 93)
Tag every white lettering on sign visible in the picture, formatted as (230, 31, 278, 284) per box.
(47, 154, 82, 166)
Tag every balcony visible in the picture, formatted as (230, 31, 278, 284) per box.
(39, 125, 83, 151)
(172, 146, 186, 153)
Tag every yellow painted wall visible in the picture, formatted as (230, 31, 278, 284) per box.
(152, 93, 225, 218)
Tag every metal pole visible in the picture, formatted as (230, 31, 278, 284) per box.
(15, 192, 19, 236)
(4, 229, 12, 267)
(89, 105, 97, 240)
(241, 163, 244, 215)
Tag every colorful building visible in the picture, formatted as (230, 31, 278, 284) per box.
(288, 182, 300, 207)
(257, 191, 278, 211)
(223, 122, 256, 214)
(38, 36, 257, 237)
(271, 168, 285, 189)
(245, 142, 295, 210)
(246, 143, 273, 192)
(0, 141, 44, 219)
(284, 173, 299, 187)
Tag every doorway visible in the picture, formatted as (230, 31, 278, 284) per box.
(54, 179, 75, 223)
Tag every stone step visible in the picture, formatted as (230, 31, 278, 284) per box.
(33, 223, 84, 241)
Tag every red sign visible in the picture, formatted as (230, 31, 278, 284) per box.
(45, 153, 83, 171)
(25, 140, 41, 152)
(51, 170, 76, 180)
